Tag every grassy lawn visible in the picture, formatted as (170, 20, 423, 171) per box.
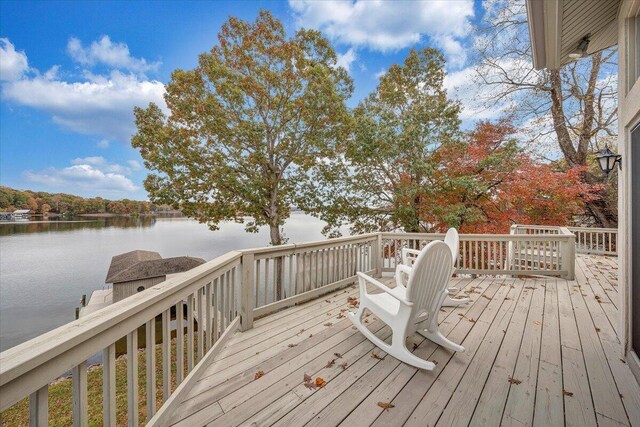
(1, 335, 192, 427)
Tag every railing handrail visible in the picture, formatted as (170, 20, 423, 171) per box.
(567, 226, 618, 232)
(381, 231, 574, 241)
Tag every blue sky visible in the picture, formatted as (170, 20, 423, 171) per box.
(1, 0, 486, 200)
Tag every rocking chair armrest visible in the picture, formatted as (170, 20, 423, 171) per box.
(395, 263, 412, 288)
(356, 272, 413, 306)
(401, 248, 421, 266)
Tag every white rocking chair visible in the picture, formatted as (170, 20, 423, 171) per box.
(396, 228, 469, 307)
(349, 241, 464, 371)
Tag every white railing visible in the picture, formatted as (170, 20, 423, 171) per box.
(0, 227, 581, 426)
(381, 225, 576, 279)
(0, 251, 242, 427)
(567, 226, 618, 255)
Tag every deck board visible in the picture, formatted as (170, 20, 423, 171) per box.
(167, 255, 639, 427)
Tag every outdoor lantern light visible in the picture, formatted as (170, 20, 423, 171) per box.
(596, 144, 622, 175)
(569, 36, 590, 59)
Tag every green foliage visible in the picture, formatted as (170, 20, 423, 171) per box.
(307, 48, 461, 234)
(132, 11, 352, 245)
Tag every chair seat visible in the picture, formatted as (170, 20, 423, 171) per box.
(366, 291, 401, 315)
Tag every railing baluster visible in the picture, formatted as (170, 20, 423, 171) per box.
(103, 343, 116, 427)
(145, 319, 156, 420)
(161, 309, 171, 403)
(206, 281, 213, 349)
(126, 330, 138, 427)
(29, 385, 48, 427)
(197, 288, 204, 362)
(255, 259, 260, 307)
(176, 302, 184, 383)
(187, 294, 194, 372)
(72, 361, 87, 427)
(264, 258, 270, 305)
(213, 277, 219, 340)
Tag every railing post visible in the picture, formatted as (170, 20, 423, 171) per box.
(561, 229, 576, 280)
(240, 252, 254, 331)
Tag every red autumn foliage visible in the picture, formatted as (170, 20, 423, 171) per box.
(423, 119, 601, 233)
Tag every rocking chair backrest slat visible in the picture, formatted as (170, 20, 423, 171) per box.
(444, 228, 459, 265)
(406, 241, 453, 314)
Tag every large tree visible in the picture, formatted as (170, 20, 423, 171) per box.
(474, 0, 618, 227)
(132, 11, 353, 246)
(308, 48, 461, 234)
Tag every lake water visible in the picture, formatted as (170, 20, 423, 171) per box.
(0, 213, 337, 351)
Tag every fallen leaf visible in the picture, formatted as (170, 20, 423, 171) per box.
(340, 362, 348, 370)
(315, 377, 326, 388)
(334, 352, 343, 358)
(440, 308, 446, 312)
(337, 312, 345, 319)
(481, 295, 491, 300)
(324, 322, 333, 327)
(288, 343, 298, 348)
(533, 320, 542, 326)
(563, 389, 574, 397)
(304, 373, 312, 383)
(309, 334, 313, 338)
(508, 377, 522, 385)
(371, 352, 385, 360)
(364, 319, 369, 323)
(254, 370, 265, 380)
(325, 299, 332, 303)
(524, 286, 535, 290)
(377, 402, 395, 411)
(468, 318, 476, 323)
(326, 359, 336, 368)
(595, 327, 601, 332)
(299, 328, 305, 333)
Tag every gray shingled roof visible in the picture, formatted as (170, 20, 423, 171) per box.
(106, 254, 206, 284)
(105, 250, 162, 283)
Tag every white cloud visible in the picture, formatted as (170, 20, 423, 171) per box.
(289, 0, 474, 66)
(3, 68, 166, 141)
(97, 139, 110, 149)
(374, 68, 386, 80)
(0, 38, 29, 81)
(67, 36, 160, 75)
(24, 158, 140, 195)
(336, 48, 357, 72)
(1, 37, 165, 142)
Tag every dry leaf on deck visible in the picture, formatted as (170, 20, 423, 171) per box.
(315, 377, 326, 387)
(371, 352, 385, 360)
(254, 370, 265, 380)
(334, 352, 342, 358)
(340, 362, 348, 370)
(508, 377, 522, 385)
(481, 295, 491, 300)
(326, 359, 336, 368)
(304, 373, 312, 383)
(337, 312, 345, 319)
(288, 343, 298, 348)
(563, 389, 574, 397)
(324, 322, 333, 327)
(325, 299, 332, 303)
(377, 402, 395, 411)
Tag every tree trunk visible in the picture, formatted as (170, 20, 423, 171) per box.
(269, 223, 284, 300)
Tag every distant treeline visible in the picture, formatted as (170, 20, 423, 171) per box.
(0, 186, 175, 216)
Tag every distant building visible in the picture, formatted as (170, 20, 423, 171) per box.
(0, 209, 31, 221)
(105, 250, 206, 302)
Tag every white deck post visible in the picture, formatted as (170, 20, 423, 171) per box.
(240, 252, 255, 331)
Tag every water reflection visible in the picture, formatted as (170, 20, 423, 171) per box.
(0, 215, 166, 236)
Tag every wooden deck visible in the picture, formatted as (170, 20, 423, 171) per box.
(167, 255, 640, 427)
